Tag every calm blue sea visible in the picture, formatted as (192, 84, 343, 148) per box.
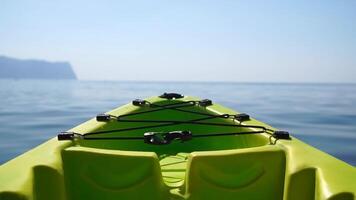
(0, 80, 355, 165)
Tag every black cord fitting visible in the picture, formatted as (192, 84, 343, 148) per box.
(57, 132, 75, 140)
(273, 131, 291, 140)
(234, 113, 250, 122)
(164, 130, 192, 142)
(96, 114, 111, 122)
(143, 131, 192, 145)
(199, 99, 213, 107)
(144, 132, 168, 145)
(159, 93, 184, 99)
(222, 114, 230, 118)
(132, 99, 147, 106)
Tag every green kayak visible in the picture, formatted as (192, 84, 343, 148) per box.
(0, 93, 355, 200)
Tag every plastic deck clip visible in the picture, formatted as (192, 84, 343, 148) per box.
(199, 99, 213, 107)
(234, 113, 250, 122)
(57, 132, 75, 140)
(144, 131, 192, 145)
(273, 131, 291, 140)
(96, 114, 111, 122)
(164, 130, 192, 143)
(159, 93, 184, 99)
(132, 99, 147, 106)
(144, 132, 168, 145)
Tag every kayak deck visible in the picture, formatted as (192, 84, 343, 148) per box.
(0, 95, 355, 200)
(68, 97, 275, 198)
(70, 96, 273, 196)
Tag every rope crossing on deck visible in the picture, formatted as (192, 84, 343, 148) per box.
(57, 96, 290, 144)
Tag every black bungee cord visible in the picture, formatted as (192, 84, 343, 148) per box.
(58, 97, 289, 144)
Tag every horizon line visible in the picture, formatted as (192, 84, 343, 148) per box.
(1, 78, 356, 85)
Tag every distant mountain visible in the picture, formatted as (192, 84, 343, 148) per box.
(0, 55, 77, 79)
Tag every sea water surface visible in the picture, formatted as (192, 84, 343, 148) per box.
(0, 80, 355, 165)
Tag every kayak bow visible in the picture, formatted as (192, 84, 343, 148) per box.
(0, 93, 355, 200)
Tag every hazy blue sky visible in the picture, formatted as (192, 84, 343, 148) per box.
(0, 0, 355, 82)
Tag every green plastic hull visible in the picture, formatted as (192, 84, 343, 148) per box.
(0, 95, 355, 200)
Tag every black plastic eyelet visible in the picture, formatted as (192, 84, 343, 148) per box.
(159, 93, 184, 99)
(273, 131, 291, 140)
(96, 114, 111, 122)
(132, 99, 147, 106)
(199, 99, 213, 107)
(234, 113, 250, 122)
